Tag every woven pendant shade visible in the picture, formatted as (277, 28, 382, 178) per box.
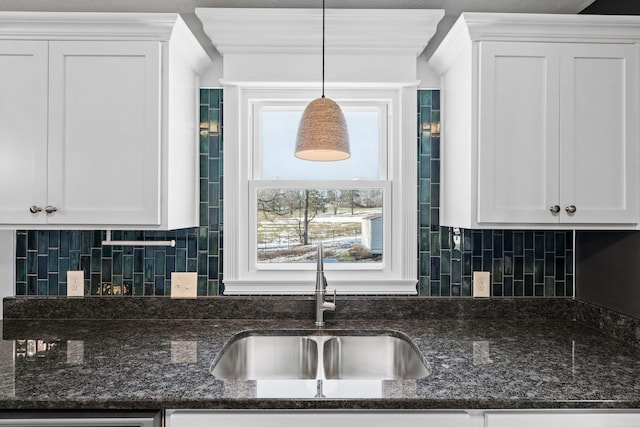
(295, 97, 351, 161)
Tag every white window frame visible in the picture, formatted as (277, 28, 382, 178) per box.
(223, 84, 418, 295)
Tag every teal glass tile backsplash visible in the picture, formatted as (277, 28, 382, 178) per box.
(417, 90, 573, 297)
(14, 89, 572, 297)
(14, 89, 224, 297)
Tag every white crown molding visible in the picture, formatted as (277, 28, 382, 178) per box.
(196, 8, 444, 56)
(0, 12, 209, 73)
(429, 12, 640, 75)
(218, 80, 421, 89)
(0, 12, 183, 41)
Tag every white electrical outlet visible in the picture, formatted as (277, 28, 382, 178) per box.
(171, 272, 197, 299)
(67, 271, 84, 297)
(473, 271, 490, 298)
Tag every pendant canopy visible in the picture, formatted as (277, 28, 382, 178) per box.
(295, 97, 350, 161)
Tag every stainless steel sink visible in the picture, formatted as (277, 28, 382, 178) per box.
(210, 335, 318, 380)
(322, 335, 429, 380)
(211, 331, 429, 380)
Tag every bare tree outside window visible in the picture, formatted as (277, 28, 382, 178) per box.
(257, 188, 383, 263)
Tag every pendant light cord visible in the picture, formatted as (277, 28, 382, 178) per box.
(322, 0, 325, 98)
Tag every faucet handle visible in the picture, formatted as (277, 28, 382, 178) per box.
(329, 288, 336, 303)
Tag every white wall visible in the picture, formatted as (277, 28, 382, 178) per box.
(0, 231, 14, 319)
(417, 53, 441, 88)
(200, 51, 223, 87)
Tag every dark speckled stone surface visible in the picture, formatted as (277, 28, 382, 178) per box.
(1, 315, 639, 410)
(2, 296, 576, 321)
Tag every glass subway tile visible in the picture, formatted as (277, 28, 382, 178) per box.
(430, 281, 440, 297)
(430, 159, 440, 183)
(504, 277, 513, 297)
(524, 275, 534, 296)
(503, 230, 513, 252)
(482, 250, 492, 271)
(441, 250, 451, 274)
(155, 277, 165, 296)
(198, 276, 207, 296)
(200, 88, 209, 105)
(14, 89, 572, 299)
(545, 277, 555, 297)
(440, 274, 451, 296)
(492, 283, 502, 297)
(493, 233, 503, 256)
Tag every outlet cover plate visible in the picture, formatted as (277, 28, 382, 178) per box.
(171, 272, 197, 299)
(473, 271, 490, 298)
(67, 271, 84, 297)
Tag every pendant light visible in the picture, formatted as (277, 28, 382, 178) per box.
(294, 0, 350, 161)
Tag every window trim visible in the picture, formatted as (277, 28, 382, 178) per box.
(222, 84, 418, 295)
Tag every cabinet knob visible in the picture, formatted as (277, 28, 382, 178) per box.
(44, 205, 58, 214)
(565, 205, 577, 214)
(29, 205, 42, 214)
(549, 205, 560, 214)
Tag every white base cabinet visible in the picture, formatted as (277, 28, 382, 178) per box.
(428, 13, 640, 230)
(166, 411, 471, 427)
(166, 410, 640, 427)
(485, 411, 640, 427)
(0, 13, 209, 230)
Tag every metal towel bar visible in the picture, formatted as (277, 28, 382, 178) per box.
(101, 230, 176, 247)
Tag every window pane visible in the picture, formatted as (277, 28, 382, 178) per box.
(260, 110, 380, 180)
(257, 188, 383, 264)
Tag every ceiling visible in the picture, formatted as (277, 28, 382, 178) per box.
(0, 0, 597, 60)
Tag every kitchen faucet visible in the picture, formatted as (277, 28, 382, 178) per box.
(315, 244, 336, 327)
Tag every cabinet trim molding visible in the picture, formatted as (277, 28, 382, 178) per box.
(430, 13, 640, 75)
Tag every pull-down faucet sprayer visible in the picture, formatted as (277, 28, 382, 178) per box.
(315, 244, 336, 327)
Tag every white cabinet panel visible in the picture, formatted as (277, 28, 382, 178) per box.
(559, 43, 638, 224)
(486, 411, 640, 427)
(166, 411, 471, 427)
(48, 41, 161, 225)
(478, 42, 560, 224)
(0, 41, 48, 224)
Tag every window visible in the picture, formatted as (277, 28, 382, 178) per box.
(252, 101, 387, 269)
(223, 86, 417, 295)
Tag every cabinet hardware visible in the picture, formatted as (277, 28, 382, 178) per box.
(44, 205, 58, 214)
(565, 205, 577, 213)
(549, 205, 560, 213)
(29, 206, 42, 214)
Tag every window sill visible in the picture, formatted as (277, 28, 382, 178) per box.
(223, 279, 418, 295)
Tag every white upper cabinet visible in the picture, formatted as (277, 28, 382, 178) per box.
(428, 13, 640, 229)
(0, 13, 210, 229)
(0, 41, 48, 225)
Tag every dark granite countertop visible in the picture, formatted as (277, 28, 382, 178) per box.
(1, 307, 639, 410)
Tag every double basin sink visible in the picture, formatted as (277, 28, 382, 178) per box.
(211, 330, 429, 380)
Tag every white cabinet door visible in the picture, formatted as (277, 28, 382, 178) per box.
(478, 42, 561, 224)
(478, 42, 638, 226)
(47, 41, 162, 225)
(0, 41, 48, 224)
(166, 411, 471, 427)
(486, 411, 640, 427)
(559, 43, 638, 224)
